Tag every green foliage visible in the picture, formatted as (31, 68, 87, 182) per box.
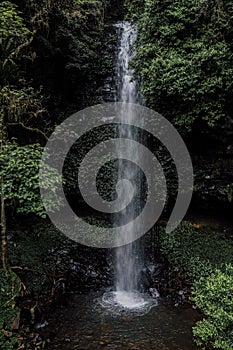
(0, 1, 31, 84)
(160, 222, 233, 279)
(0, 142, 62, 217)
(125, 0, 145, 21)
(0, 84, 51, 149)
(0, 269, 21, 350)
(160, 222, 233, 349)
(0, 1, 30, 38)
(59, 0, 112, 104)
(0, 335, 19, 350)
(8, 223, 73, 296)
(192, 265, 233, 350)
(0, 0, 113, 116)
(0, 85, 44, 124)
(126, 0, 233, 131)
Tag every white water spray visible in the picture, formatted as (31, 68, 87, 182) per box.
(114, 22, 145, 308)
(101, 22, 159, 312)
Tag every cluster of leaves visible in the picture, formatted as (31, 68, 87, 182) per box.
(0, 1, 32, 85)
(63, 124, 116, 195)
(160, 222, 233, 349)
(126, 0, 233, 131)
(160, 221, 233, 279)
(0, 85, 51, 142)
(192, 265, 233, 350)
(0, 142, 62, 217)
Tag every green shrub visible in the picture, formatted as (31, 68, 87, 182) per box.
(160, 222, 233, 349)
(160, 222, 233, 279)
(191, 265, 233, 350)
(0, 142, 62, 218)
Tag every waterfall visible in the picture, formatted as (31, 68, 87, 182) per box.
(114, 22, 143, 306)
(115, 22, 138, 104)
(101, 21, 158, 313)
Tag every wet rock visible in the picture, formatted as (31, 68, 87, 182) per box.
(140, 262, 166, 293)
(149, 288, 160, 299)
(12, 312, 20, 330)
(67, 245, 113, 292)
(99, 338, 111, 346)
(35, 320, 49, 330)
(64, 336, 71, 343)
(17, 299, 42, 328)
(90, 271, 99, 278)
(140, 268, 152, 290)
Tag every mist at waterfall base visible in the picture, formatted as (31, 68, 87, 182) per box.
(101, 22, 159, 314)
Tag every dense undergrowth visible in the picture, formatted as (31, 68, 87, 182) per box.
(0, 223, 74, 350)
(160, 222, 233, 349)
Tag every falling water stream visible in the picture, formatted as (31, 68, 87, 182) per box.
(102, 22, 157, 312)
(115, 22, 139, 292)
(115, 22, 143, 306)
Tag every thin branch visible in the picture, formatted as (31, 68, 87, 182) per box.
(8, 122, 49, 141)
(11, 266, 65, 279)
(11, 266, 40, 274)
(3, 31, 36, 68)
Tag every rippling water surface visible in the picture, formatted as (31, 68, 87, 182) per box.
(48, 292, 200, 350)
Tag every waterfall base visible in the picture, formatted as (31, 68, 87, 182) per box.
(101, 290, 158, 316)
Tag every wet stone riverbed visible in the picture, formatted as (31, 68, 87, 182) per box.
(47, 292, 201, 350)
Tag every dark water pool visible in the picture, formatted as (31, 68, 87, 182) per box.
(47, 292, 201, 350)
